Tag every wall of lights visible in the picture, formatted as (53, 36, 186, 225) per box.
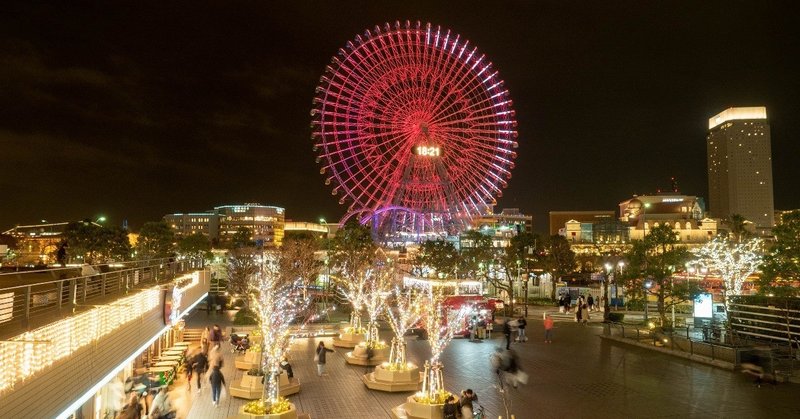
(0, 272, 201, 395)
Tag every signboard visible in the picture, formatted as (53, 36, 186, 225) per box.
(694, 293, 713, 318)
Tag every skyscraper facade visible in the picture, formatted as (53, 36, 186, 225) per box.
(707, 106, 774, 230)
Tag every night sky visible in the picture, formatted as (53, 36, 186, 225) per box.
(2, 1, 799, 233)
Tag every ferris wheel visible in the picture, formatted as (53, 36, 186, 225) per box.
(311, 21, 518, 239)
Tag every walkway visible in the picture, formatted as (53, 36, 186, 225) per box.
(183, 309, 798, 419)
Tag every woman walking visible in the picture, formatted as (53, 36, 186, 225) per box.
(209, 365, 226, 407)
(315, 341, 334, 376)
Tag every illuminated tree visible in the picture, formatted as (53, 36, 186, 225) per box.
(417, 287, 469, 404)
(329, 220, 377, 331)
(694, 236, 763, 302)
(362, 264, 393, 345)
(248, 250, 311, 413)
(384, 286, 425, 368)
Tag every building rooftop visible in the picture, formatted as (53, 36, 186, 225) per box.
(708, 106, 767, 129)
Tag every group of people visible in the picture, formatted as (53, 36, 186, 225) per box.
(501, 316, 528, 349)
(443, 389, 479, 419)
(185, 325, 227, 406)
(558, 294, 597, 325)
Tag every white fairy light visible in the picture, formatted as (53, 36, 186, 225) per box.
(249, 250, 312, 405)
(693, 236, 762, 296)
(384, 286, 425, 367)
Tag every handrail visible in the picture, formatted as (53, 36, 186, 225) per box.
(0, 257, 204, 336)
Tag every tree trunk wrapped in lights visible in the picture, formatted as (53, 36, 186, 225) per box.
(243, 250, 312, 416)
(416, 288, 469, 404)
(337, 269, 368, 333)
(385, 286, 425, 368)
(363, 267, 392, 346)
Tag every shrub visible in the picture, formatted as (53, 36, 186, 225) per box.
(234, 307, 258, 325)
(607, 312, 625, 323)
(247, 367, 264, 376)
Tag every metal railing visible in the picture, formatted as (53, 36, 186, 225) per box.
(0, 258, 204, 335)
(604, 322, 743, 365)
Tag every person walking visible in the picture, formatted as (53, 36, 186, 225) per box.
(516, 316, 527, 342)
(209, 345, 224, 369)
(587, 295, 595, 312)
(183, 350, 195, 391)
(503, 319, 512, 350)
(543, 314, 554, 343)
(315, 341, 334, 376)
(149, 387, 173, 419)
(192, 351, 209, 392)
(581, 303, 590, 325)
(208, 365, 226, 407)
(200, 327, 210, 354)
(210, 324, 222, 349)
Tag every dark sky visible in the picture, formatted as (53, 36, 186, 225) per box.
(2, 1, 799, 233)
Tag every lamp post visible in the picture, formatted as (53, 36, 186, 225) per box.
(643, 279, 652, 324)
(641, 202, 651, 239)
(603, 262, 612, 322)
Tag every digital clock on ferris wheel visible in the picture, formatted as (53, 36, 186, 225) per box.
(412, 145, 442, 157)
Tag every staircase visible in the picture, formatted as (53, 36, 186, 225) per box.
(182, 328, 204, 342)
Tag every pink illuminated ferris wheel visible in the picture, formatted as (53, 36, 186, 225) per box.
(311, 21, 518, 239)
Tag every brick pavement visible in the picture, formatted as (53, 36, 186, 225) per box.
(184, 309, 798, 419)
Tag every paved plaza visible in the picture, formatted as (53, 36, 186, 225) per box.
(184, 309, 798, 419)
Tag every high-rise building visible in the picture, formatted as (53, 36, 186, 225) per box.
(707, 106, 774, 230)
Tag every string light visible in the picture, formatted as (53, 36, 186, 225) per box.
(384, 286, 425, 368)
(693, 236, 762, 295)
(362, 267, 392, 346)
(416, 286, 469, 403)
(0, 273, 199, 394)
(249, 250, 312, 408)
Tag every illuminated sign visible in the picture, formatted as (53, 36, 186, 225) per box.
(694, 293, 713, 318)
(412, 145, 442, 157)
(661, 198, 684, 203)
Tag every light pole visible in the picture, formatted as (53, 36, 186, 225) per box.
(643, 279, 652, 324)
(641, 202, 651, 239)
(603, 262, 612, 322)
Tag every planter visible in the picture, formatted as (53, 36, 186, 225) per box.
(363, 363, 421, 392)
(374, 364, 419, 383)
(332, 331, 365, 348)
(231, 372, 300, 399)
(238, 402, 298, 419)
(236, 349, 262, 370)
(391, 395, 444, 419)
(345, 344, 389, 366)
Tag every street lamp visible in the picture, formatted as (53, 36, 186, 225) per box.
(96, 216, 106, 224)
(643, 279, 653, 324)
(642, 202, 651, 239)
(603, 262, 612, 321)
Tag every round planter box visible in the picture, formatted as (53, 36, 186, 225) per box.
(238, 402, 298, 419)
(332, 331, 365, 348)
